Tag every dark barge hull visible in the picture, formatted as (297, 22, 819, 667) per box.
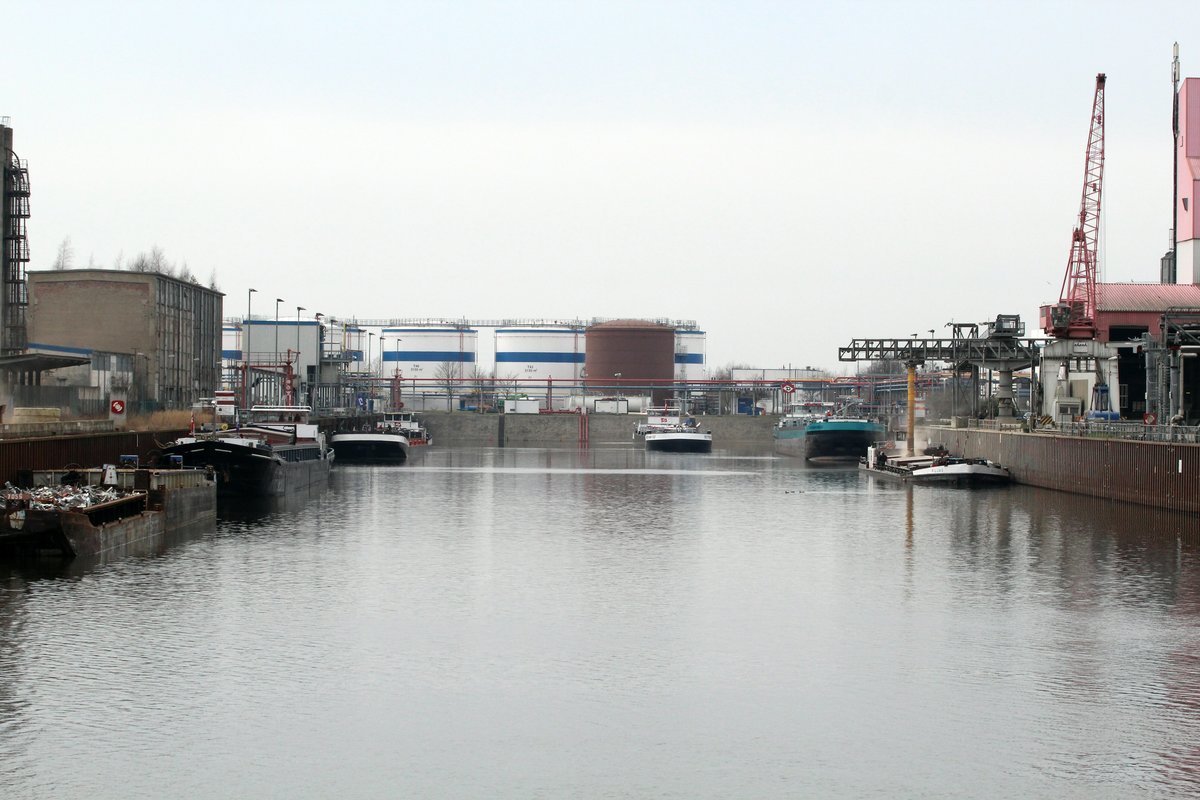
(161, 440, 330, 498)
(805, 429, 879, 460)
(329, 434, 409, 463)
(645, 437, 713, 454)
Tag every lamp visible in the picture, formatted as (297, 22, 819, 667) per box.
(296, 305, 305, 365)
(246, 288, 256, 363)
(274, 298, 284, 402)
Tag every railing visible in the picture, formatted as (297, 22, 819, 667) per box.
(1051, 421, 1200, 443)
(945, 416, 1200, 443)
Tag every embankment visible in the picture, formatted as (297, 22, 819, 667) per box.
(421, 412, 777, 447)
(939, 426, 1200, 514)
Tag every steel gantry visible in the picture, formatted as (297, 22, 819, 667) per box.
(839, 324, 1044, 455)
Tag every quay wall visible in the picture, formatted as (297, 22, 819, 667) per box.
(938, 427, 1200, 514)
(421, 412, 778, 446)
(0, 430, 185, 483)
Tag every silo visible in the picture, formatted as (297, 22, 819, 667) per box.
(383, 326, 478, 385)
(675, 329, 706, 383)
(223, 324, 242, 363)
(584, 319, 675, 401)
(494, 328, 584, 396)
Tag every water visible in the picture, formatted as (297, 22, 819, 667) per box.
(2, 445, 1199, 799)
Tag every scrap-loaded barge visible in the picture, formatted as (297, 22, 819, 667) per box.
(0, 467, 215, 559)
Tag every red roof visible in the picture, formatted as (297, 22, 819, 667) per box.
(1096, 283, 1200, 312)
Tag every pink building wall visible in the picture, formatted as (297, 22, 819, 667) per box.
(1178, 77, 1200, 282)
(1181, 77, 1200, 241)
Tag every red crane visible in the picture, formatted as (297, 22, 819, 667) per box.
(1040, 73, 1106, 339)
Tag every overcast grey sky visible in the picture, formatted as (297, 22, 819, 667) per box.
(5, 1, 1191, 371)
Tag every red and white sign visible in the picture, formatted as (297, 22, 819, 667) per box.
(110, 399, 125, 415)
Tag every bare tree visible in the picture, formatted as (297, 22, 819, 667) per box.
(51, 236, 73, 270)
(434, 361, 462, 410)
(148, 245, 171, 275)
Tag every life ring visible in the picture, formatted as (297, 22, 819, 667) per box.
(781, 382, 795, 394)
(1143, 412, 1157, 425)
(397, 401, 405, 409)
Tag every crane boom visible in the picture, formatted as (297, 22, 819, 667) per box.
(1040, 73, 1106, 338)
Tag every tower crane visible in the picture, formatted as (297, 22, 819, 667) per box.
(1040, 73, 1106, 339)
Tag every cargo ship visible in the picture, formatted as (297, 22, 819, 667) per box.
(161, 405, 332, 497)
(634, 403, 712, 454)
(773, 401, 885, 461)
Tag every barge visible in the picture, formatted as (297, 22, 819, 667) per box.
(161, 405, 332, 498)
(859, 445, 1011, 486)
(0, 466, 216, 560)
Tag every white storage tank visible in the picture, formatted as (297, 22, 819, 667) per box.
(222, 324, 242, 363)
(494, 328, 584, 395)
(675, 329, 706, 383)
(382, 327, 479, 385)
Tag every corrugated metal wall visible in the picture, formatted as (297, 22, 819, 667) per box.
(0, 430, 185, 483)
(942, 429, 1200, 514)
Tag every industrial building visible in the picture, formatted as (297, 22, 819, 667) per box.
(1037, 67, 1200, 425)
(27, 269, 223, 410)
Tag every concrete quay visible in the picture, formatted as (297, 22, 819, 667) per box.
(417, 411, 778, 447)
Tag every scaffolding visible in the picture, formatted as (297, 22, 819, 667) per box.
(1, 121, 30, 355)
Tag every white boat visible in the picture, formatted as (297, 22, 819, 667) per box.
(859, 445, 1010, 485)
(330, 428, 410, 463)
(382, 410, 431, 447)
(634, 403, 712, 454)
(330, 410, 432, 463)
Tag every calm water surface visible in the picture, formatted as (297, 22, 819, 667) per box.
(2, 445, 1199, 799)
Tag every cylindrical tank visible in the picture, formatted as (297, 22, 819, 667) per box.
(383, 327, 479, 384)
(675, 329, 706, 383)
(494, 328, 584, 395)
(584, 320, 675, 399)
(223, 324, 242, 363)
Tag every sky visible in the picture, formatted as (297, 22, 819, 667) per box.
(4, 1, 1192, 373)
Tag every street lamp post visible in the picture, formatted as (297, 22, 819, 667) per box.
(296, 305, 306, 402)
(246, 288, 256, 362)
(368, 332, 375, 411)
(274, 298, 283, 403)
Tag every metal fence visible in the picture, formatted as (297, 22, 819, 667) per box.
(948, 415, 1200, 443)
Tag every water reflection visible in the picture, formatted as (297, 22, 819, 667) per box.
(1, 446, 1199, 798)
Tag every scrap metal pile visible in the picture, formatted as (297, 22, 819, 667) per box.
(2, 483, 139, 511)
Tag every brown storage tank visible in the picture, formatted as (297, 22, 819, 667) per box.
(584, 319, 675, 401)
